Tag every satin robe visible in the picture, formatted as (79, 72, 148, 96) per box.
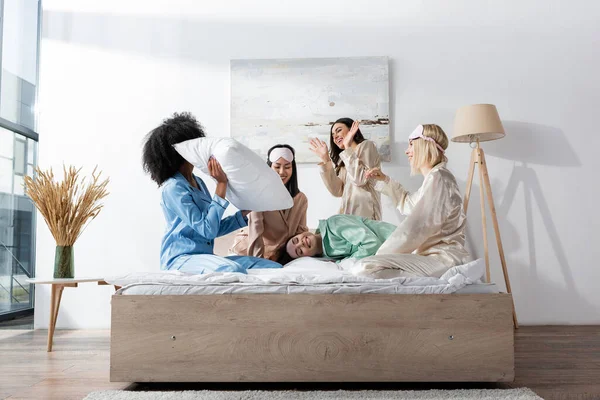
(317, 214, 397, 260)
(374, 162, 471, 268)
(319, 140, 382, 221)
(232, 192, 308, 260)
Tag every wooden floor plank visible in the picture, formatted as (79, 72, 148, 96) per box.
(0, 326, 599, 400)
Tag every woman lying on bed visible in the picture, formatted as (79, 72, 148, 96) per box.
(142, 112, 282, 274)
(358, 124, 471, 279)
(231, 144, 308, 262)
(283, 214, 397, 262)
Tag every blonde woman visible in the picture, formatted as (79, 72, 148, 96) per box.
(232, 144, 308, 262)
(309, 118, 382, 220)
(359, 124, 470, 279)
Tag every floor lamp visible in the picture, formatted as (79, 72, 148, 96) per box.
(452, 104, 518, 328)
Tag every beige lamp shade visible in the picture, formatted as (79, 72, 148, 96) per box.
(452, 104, 505, 143)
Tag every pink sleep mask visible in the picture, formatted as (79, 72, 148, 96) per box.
(409, 125, 445, 153)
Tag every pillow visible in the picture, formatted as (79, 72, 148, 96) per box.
(174, 137, 293, 212)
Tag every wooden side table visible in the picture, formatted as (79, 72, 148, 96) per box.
(26, 278, 121, 352)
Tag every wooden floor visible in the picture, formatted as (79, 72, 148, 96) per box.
(0, 326, 598, 400)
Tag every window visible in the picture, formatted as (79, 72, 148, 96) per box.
(0, 0, 39, 131)
(0, 0, 40, 320)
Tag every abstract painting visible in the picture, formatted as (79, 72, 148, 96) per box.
(231, 57, 390, 163)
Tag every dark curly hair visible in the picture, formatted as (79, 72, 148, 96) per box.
(266, 144, 300, 198)
(275, 242, 294, 265)
(142, 112, 205, 186)
(330, 117, 365, 175)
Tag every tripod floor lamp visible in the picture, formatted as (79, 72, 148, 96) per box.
(452, 104, 518, 328)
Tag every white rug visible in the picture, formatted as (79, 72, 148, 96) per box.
(84, 388, 543, 400)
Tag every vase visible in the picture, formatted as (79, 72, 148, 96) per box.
(53, 245, 74, 279)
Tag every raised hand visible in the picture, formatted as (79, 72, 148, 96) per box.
(208, 157, 228, 184)
(365, 167, 388, 182)
(308, 138, 331, 163)
(342, 120, 360, 150)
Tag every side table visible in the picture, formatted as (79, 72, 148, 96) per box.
(26, 278, 121, 352)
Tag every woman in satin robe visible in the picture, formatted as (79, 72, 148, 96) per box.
(232, 144, 308, 262)
(309, 118, 382, 220)
(359, 124, 471, 279)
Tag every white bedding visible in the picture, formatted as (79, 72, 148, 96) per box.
(105, 258, 495, 295)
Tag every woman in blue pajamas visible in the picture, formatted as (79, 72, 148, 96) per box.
(142, 112, 282, 274)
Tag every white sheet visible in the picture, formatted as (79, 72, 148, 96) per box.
(116, 281, 498, 295)
(105, 258, 490, 296)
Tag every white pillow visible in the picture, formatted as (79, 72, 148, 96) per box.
(174, 137, 293, 212)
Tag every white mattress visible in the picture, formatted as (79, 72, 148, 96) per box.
(107, 258, 499, 296)
(116, 281, 499, 295)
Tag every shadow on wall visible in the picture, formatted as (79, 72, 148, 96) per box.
(388, 141, 410, 170)
(485, 121, 580, 167)
(509, 258, 598, 324)
(491, 121, 580, 289)
(464, 121, 595, 322)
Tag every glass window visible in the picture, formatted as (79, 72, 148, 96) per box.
(0, 0, 40, 321)
(13, 137, 25, 175)
(0, 0, 40, 130)
(0, 127, 36, 316)
(0, 157, 11, 193)
(0, 127, 13, 158)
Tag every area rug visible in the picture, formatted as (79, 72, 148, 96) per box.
(84, 388, 543, 400)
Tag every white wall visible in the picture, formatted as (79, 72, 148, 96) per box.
(35, 0, 600, 328)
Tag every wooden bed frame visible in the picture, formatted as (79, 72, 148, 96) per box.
(110, 231, 514, 382)
(110, 292, 514, 382)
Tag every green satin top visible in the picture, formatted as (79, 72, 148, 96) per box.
(317, 215, 396, 260)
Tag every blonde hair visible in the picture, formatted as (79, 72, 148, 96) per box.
(410, 124, 449, 175)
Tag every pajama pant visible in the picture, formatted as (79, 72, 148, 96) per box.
(167, 254, 282, 274)
(352, 254, 451, 279)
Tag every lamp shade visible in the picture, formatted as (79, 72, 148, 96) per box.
(452, 104, 505, 143)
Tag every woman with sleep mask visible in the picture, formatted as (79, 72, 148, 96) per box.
(309, 118, 382, 220)
(142, 112, 282, 274)
(232, 144, 308, 262)
(357, 124, 471, 279)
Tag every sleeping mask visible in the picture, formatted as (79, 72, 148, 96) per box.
(408, 125, 445, 153)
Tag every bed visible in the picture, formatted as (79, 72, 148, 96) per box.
(107, 232, 514, 383)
